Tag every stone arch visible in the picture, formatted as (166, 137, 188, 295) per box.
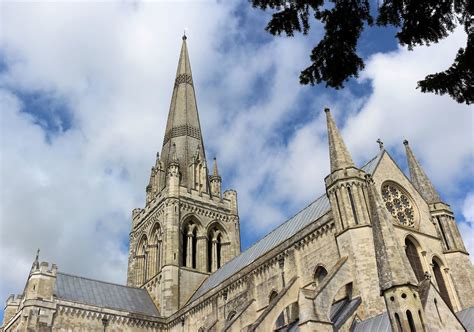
(147, 223, 163, 278)
(181, 216, 203, 269)
(431, 255, 453, 310)
(404, 234, 425, 282)
(207, 221, 229, 272)
(136, 234, 148, 285)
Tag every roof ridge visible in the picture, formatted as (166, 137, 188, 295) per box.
(56, 272, 145, 291)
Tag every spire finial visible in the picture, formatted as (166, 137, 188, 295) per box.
(182, 28, 187, 40)
(403, 139, 409, 146)
(377, 138, 384, 150)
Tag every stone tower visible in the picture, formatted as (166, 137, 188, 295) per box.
(323, 108, 384, 317)
(404, 140, 474, 308)
(126, 35, 240, 317)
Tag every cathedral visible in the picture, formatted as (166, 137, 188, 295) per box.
(2, 36, 474, 332)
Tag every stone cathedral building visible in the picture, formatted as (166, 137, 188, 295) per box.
(2, 36, 474, 332)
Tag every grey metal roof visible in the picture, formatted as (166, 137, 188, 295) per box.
(457, 306, 474, 332)
(188, 154, 382, 304)
(351, 312, 391, 332)
(360, 151, 383, 175)
(54, 273, 160, 317)
(189, 194, 331, 302)
(330, 297, 361, 329)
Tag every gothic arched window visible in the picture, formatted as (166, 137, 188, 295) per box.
(432, 258, 452, 310)
(274, 302, 299, 331)
(381, 182, 416, 228)
(182, 221, 198, 269)
(148, 224, 162, 278)
(405, 238, 425, 282)
(208, 224, 226, 272)
(269, 290, 278, 303)
(136, 235, 148, 285)
(314, 266, 328, 287)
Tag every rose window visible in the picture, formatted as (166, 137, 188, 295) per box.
(381, 183, 416, 227)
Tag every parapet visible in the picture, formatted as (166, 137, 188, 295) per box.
(32, 261, 58, 276)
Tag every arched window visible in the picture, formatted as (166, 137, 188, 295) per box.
(182, 221, 198, 269)
(394, 313, 403, 331)
(406, 310, 416, 332)
(136, 235, 148, 285)
(432, 258, 452, 310)
(314, 266, 328, 287)
(148, 224, 162, 278)
(208, 224, 227, 272)
(405, 238, 425, 282)
(274, 302, 299, 331)
(227, 311, 236, 321)
(269, 290, 278, 303)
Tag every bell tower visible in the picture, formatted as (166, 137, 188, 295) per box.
(126, 35, 241, 316)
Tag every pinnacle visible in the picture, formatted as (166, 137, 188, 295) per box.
(325, 108, 355, 172)
(404, 140, 441, 203)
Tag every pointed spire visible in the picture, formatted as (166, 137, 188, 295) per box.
(403, 140, 441, 203)
(324, 108, 355, 172)
(160, 35, 207, 189)
(366, 175, 418, 291)
(212, 157, 219, 177)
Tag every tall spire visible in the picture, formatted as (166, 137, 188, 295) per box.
(160, 35, 207, 189)
(366, 175, 418, 291)
(324, 108, 355, 172)
(403, 140, 441, 203)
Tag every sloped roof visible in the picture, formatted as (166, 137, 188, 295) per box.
(457, 306, 474, 332)
(351, 306, 474, 332)
(188, 154, 382, 304)
(351, 312, 391, 332)
(54, 273, 160, 317)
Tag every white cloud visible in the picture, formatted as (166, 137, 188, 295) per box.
(0, 0, 473, 314)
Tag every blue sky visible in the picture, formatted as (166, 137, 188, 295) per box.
(0, 0, 473, 322)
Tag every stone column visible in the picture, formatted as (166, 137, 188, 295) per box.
(186, 230, 194, 268)
(157, 240, 162, 272)
(211, 236, 218, 272)
(196, 236, 207, 272)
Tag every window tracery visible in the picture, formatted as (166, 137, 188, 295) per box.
(381, 182, 416, 227)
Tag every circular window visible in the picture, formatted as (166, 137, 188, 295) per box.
(381, 182, 416, 228)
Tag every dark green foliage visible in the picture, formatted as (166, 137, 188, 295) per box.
(250, 0, 473, 104)
(417, 34, 473, 104)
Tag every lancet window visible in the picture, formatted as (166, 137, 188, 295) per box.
(405, 238, 425, 282)
(147, 224, 162, 278)
(432, 258, 452, 310)
(314, 266, 328, 288)
(182, 221, 198, 269)
(208, 224, 226, 272)
(135, 235, 148, 286)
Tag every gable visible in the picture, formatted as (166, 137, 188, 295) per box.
(371, 151, 438, 237)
